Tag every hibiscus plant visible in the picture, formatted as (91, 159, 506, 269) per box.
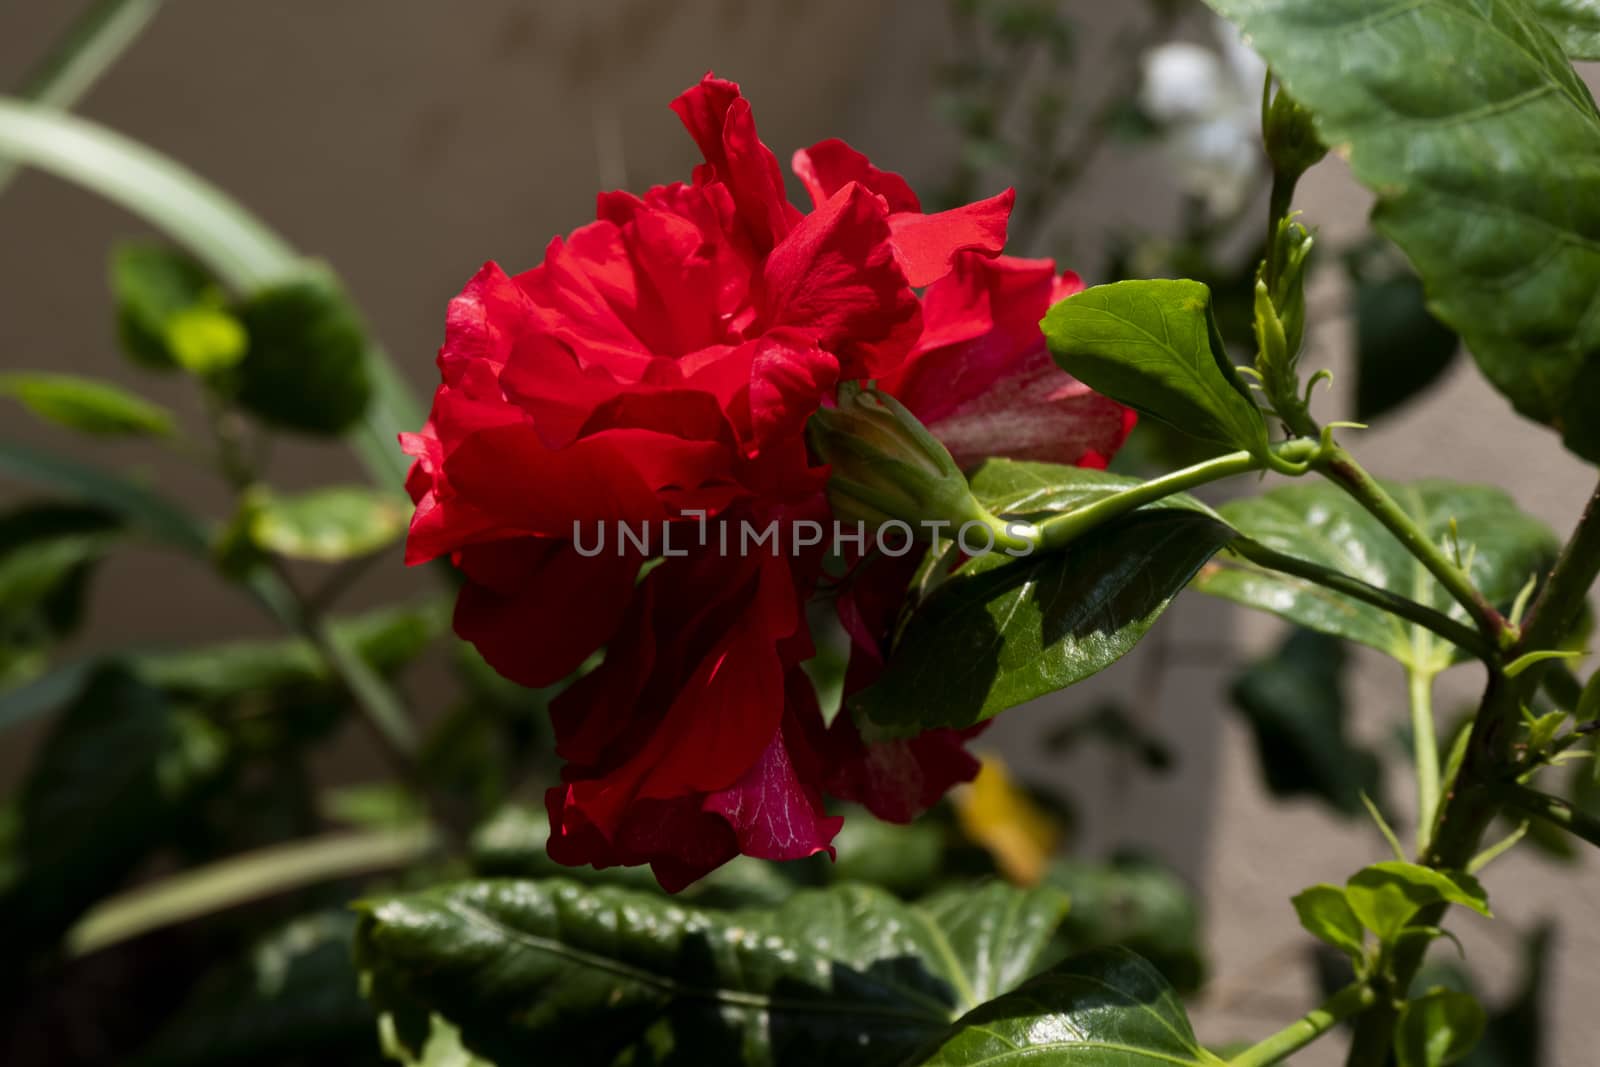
(4, 2, 1600, 1066)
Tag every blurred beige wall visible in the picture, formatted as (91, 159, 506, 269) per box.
(2, 3, 1597, 1064)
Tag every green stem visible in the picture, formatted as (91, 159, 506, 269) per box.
(1492, 782, 1600, 851)
(1031, 448, 1263, 552)
(1315, 444, 1506, 644)
(1229, 982, 1376, 1067)
(1224, 539, 1493, 662)
(1410, 668, 1441, 857)
(1520, 478, 1600, 657)
(0, 0, 164, 194)
(66, 826, 437, 957)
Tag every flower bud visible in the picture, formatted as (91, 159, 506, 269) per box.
(809, 382, 1027, 549)
(1263, 82, 1327, 185)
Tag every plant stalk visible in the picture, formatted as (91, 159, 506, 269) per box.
(1315, 444, 1507, 643)
(1409, 667, 1440, 856)
(1031, 448, 1262, 552)
(1492, 782, 1600, 851)
(1230, 981, 1376, 1067)
(1224, 539, 1493, 662)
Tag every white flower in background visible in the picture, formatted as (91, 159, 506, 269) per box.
(1139, 18, 1268, 217)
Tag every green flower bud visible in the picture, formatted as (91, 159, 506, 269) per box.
(1263, 81, 1327, 184)
(808, 382, 1032, 551)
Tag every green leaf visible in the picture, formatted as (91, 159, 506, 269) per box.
(1344, 862, 1490, 944)
(138, 601, 446, 699)
(232, 272, 374, 435)
(1042, 278, 1267, 454)
(132, 911, 377, 1067)
(355, 877, 1068, 1067)
(0, 371, 175, 437)
(1230, 629, 1382, 816)
(1530, 0, 1600, 59)
(0, 503, 121, 684)
(0, 664, 226, 953)
(828, 813, 947, 897)
(166, 305, 248, 375)
(242, 485, 408, 563)
(1044, 853, 1206, 993)
(1198, 481, 1559, 672)
(1292, 884, 1366, 960)
(906, 948, 1220, 1066)
(1348, 261, 1459, 422)
(1202, 0, 1600, 462)
(0, 437, 209, 553)
(109, 241, 215, 371)
(856, 462, 1234, 734)
(1396, 989, 1487, 1067)
(0, 100, 421, 489)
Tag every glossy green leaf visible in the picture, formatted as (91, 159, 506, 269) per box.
(133, 911, 376, 1067)
(1197, 481, 1559, 672)
(0, 664, 226, 953)
(857, 462, 1233, 734)
(1396, 989, 1487, 1067)
(1349, 265, 1459, 422)
(232, 273, 373, 435)
(109, 241, 215, 370)
(0, 371, 175, 437)
(355, 877, 1069, 1067)
(1042, 278, 1267, 453)
(241, 485, 408, 563)
(1230, 629, 1381, 816)
(1531, 0, 1600, 59)
(1203, 0, 1600, 462)
(1044, 853, 1206, 993)
(1345, 862, 1490, 944)
(1292, 884, 1366, 960)
(907, 948, 1220, 1066)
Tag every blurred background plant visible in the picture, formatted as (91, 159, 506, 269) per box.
(0, 2, 1586, 1066)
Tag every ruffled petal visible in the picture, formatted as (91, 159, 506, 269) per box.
(886, 188, 1014, 288)
(669, 73, 800, 253)
(792, 138, 920, 213)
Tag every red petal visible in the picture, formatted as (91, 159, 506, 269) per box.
(669, 74, 799, 253)
(760, 183, 921, 378)
(792, 138, 920, 213)
(887, 188, 1014, 288)
(454, 538, 639, 688)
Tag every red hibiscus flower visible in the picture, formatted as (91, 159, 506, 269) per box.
(402, 72, 1127, 890)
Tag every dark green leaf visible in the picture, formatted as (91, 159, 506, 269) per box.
(0, 372, 176, 437)
(133, 911, 377, 1067)
(233, 272, 373, 435)
(110, 242, 214, 371)
(1197, 481, 1559, 671)
(0, 665, 227, 953)
(1042, 279, 1267, 453)
(1349, 267, 1459, 422)
(1345, 862, 1489, 944)
(138, 600, 445, 698)
(907, 948, 1219, 1066)
(243, 485, 408, 563)
(1292, 884, 1366, 960)
(857, 462, 1233, 734)
(1044, 853, 1206, 993)
(1203, 0, 1600, 462)
(1530, 0, 1600, 59)
(1230, 629, 1381, 816)
(0, 438, 210, 553)
(829, 813, 947, 897)
(1396, 989, 1487, 1067)
(0, 503, 121, 684)
(355, 877, 1068, 1067)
